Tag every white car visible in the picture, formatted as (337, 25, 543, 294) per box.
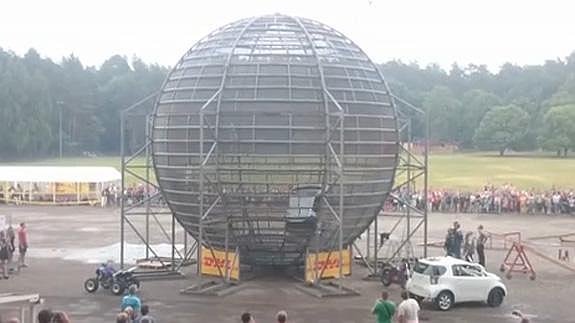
(406, 256, 507, 311)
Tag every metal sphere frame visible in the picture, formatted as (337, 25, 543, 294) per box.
(150, 14, 400, 267)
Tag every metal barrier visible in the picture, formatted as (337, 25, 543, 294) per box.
(488, 231, 521, 250)
(1, 197, 99, 206)
(0, 293, 43, 323)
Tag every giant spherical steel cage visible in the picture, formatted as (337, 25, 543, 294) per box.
(151, 14, 399, 266)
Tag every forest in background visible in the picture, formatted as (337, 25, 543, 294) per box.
(1, 47, 575, 159)
(381, 54, 575, 156)
(0, 48, 167, 159)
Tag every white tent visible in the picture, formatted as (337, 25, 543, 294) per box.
(0, 166, 120, 183)
(0, 166, 121, 205)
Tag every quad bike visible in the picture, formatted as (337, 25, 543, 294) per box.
(84, 263, 139, 295)
(380, 258, 411, 288)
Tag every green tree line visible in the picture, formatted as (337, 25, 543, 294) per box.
(0, 48, 168, 159)
(1, 47, 575, 159)
(380, 54, 575, 156)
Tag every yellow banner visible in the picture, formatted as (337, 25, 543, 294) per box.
(305, 247, 352, 283)
(200, 246, 240, 280)
(55, 182, 76, 193)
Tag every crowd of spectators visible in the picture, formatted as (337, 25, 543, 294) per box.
(3, 179, 574, 216)
(386, 184, 575, 215)
(100, 184, 162, 208)
(101, 184, 142, 207)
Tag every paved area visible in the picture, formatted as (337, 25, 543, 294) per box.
(1, 205, 574, 322)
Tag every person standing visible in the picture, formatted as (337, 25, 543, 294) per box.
(17, 222, 28, 269)
(463, 231, 476, 262)
(453, 222, 463, 259)
(443, 228, 455, 257)
(444, 222, 463, 258)
(0, 231, 10, 279)
(6, 225, 15, 272)
(121, 285, 142, 315)
(101, 187, 108, 208)
(477, 225, 489, 267)
(396, 290, 420, 323)
(371, 291, 395, 323)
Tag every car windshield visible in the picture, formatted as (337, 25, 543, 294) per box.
(413, 261, 446, 276)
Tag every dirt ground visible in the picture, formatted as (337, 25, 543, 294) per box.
(1, 205, 574, 323)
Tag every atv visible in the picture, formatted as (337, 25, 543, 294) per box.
(84, 263, 139, 295)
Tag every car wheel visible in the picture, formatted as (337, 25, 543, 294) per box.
(435, 291, 454, 311)
(487, 288, 504, 307)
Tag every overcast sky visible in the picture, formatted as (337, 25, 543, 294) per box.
(1, 0, 574, 71)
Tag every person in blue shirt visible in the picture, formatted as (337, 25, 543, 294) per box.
(121, 285, 142, 315)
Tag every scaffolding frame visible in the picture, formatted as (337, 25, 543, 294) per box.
(120, 93, 196, 277)
(355, 94, 429, 276)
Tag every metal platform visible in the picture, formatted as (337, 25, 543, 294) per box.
(180, 281, 245, 297)
(295, 281, 360, 298)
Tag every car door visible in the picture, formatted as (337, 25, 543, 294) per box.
(451, 265, 486, 302)
(451, 265, 470, 301)
(470, 265, 492, 300)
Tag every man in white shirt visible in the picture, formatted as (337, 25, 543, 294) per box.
(396, 290, 420, 323)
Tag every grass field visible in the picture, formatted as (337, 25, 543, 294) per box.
(3, 153, 574, 190)
(428, 153, 575, 190)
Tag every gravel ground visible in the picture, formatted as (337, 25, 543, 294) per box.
(0, 205, 574, 322)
